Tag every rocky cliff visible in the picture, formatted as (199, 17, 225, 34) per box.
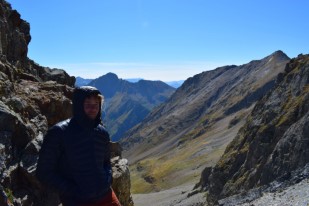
(203, 54, 309, 205)
(0, 1, 74, 86)
(121, 50, 290, 193)
(0, 1, 133, 205)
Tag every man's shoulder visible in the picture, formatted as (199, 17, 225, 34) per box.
(96, 124, 108, 131)
(42, 119, 71, 144)
(95, 124, 110, 137)
(50, 119, 71, 132)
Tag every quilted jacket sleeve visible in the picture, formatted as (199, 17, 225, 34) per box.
(36, 126, 76, 196)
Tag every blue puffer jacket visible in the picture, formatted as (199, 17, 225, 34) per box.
(36, 86, 112, 205)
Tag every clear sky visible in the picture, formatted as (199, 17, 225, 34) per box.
(8, 0, 309, 81)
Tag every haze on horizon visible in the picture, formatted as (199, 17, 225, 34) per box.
(8, 0, 309, 81)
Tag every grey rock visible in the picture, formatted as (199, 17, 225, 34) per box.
(0, 100, 34, 151)
(112, 155, 134, 206)
(206, 54, 309, 205)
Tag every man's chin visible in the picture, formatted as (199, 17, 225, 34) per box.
(87, 115, 97, 120)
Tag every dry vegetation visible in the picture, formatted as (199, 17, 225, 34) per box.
(130, 108, 251, 193)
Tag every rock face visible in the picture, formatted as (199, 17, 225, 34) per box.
(205, 54, 309, 205)
(0, 0, 74, 86)
(0, 1, 133, 205)
(0, 0, 30, 62)
(0, 71, 74, 205)
(111, 142, 134, 206)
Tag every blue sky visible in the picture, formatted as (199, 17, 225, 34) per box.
(8, 0, 309, 81)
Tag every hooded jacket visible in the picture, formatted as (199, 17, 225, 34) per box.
(36, 86, 112, 205)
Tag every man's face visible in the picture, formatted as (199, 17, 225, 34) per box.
(83, 96, 100, 120)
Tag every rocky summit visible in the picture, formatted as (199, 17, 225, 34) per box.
(203, 54, 309, 205)
(0, 1, 133, 205)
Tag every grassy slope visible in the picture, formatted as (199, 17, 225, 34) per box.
(130, 107, 253, 193)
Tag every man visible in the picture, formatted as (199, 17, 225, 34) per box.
(36, 86, 121, 206)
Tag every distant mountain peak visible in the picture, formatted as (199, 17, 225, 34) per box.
(271, 50, 290, 59)
(254, 50, 290, 66)
(87, 73, 176, 141)
(103, 72, 119, 80)
(272, 50, 285, 55)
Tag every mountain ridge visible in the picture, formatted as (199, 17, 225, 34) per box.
(121, 50, 290, 193)
(76, 75, 184, 88)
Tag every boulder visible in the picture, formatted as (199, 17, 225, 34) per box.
(111, 142, 134, 206)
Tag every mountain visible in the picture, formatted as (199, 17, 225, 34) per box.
(88, 72, 176, 141)
(75, 76, 93, 87)
(204, 53, 309, 205)
(121, 50, 290, 193)
(77, 76, 183, 89)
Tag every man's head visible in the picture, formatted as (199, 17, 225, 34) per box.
(72, 86, 104, 125)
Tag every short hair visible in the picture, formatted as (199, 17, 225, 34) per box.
(85, 93, 104, 104)
(97, 94, 104, 104)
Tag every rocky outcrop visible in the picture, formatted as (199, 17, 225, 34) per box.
(0, 78, 73, 205)
(194, 166, 212, 191)
(111, 142, 134, 206)
(205, 54, 309, 205)
(0, 0, 74, 86)
(24, 59, 75, 87)
(0, 0, 30, 63)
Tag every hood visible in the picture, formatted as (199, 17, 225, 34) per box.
(72, 86, 102, 128)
